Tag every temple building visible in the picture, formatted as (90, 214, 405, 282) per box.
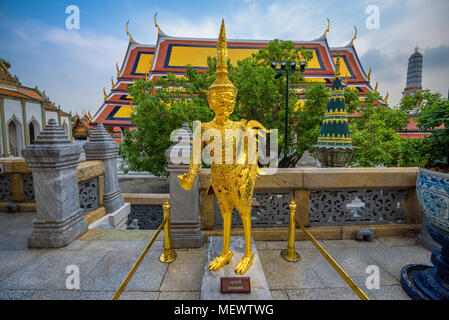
(94, 19, 383, 137)
(0, 58, 72, 157)
(72, 113, 94, 140)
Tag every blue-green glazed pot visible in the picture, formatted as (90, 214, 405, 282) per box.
(416, 168, 449, 236)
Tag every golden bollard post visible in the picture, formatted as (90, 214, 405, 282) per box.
(159, 199, 177, 263)
(281, 198, 301, 262)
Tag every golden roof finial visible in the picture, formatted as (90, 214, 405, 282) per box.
(334, 51, 341, 78)
(126, 20, 132, 42)
(154, 12, 161, 36)
(111, 77, 115, 89)
(351, 26, 357, 46)
(116, 63, 120, 77)
(324, 18, 330, 39)
(209, 19, 236, 93)
(367, 66, 371, 81)
(415, 45, 419, 53)
(103, 88, 107, 100)
(385, 92, 389, 104)
(374, 81, 378, 92)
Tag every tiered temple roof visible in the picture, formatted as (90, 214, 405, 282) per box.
(94, 19, 383, 128)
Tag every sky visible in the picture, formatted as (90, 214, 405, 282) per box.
(1, 0, 448, 115)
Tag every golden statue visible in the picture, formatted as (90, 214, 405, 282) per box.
(178, 19, 266, 275)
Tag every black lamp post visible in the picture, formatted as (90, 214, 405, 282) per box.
(271, 61, 305, 168)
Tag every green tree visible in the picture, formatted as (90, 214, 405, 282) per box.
(349, 91, 409, 167)
(399, 92, 449, 169)
(118, 73, 213, 176)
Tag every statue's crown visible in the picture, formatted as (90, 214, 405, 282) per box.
(209, 19, 237, 94)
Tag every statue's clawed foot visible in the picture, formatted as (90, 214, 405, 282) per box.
(209, 251, 233, 272)
(235, 252, 254, 275)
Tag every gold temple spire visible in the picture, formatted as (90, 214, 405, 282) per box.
(374, 81, 378, 92)
(116, 63, 120, 77)
(384, 92, 389, 104)
(103, 88, 107, 100)
(367, 66, 371, 81)
(324, 18, 330, 39)
(415, 45, 419, 53)
(154, 13, 161, 36)
(111, 77, 115, 89)
(351, 26, 357, 46)
(126, 20, 132, 42)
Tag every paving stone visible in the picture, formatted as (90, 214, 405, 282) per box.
(255, 241, 268, 249)
(0, 249, 109, 290)
(61, 240, 90, 251)
(31, 290, 114, 300)
(365, 245, 431, 281)
(368, 285, 411, 300)
(119, 291, 160, 300)
(323, 239, 382, 249)
(159, 291, 200, 300)
(0, 249, 47, 282)
(82, 249, 168, 292)
(258, 249, 326, 290)
(287, 287, 359, 300)
(270, 290, 288, 300)
(159, 250, 205, 292)
(378, 237, 419, 247)
(82, 239, 160, 252)
(79, 229, 163, 241)
(0, 289, 35, 300)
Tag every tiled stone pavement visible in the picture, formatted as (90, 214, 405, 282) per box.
(0, 212, 432, 300)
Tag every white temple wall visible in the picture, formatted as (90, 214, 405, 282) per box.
(25, 102, 43, 129)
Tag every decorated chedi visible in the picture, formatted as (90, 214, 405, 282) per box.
(177, 20, 267, 275)
(311, 53, 358, 167)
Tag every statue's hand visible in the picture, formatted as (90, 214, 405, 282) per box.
(178, 173, 195, 190)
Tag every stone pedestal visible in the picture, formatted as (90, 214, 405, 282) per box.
(166, 123, 203, 248)
(22, 119, 87, 248)
(84, 124, 130, 229)
(200, 236, 272, 300)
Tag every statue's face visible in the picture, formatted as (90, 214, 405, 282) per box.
(207, 89, 236, 119)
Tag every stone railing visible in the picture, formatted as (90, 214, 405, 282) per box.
(0, 159, 35, 211)
(76, 160, 105, 225)
(0, 158, 106, 223)
(21, 120, 130, 248)
(197, 167, 421, 240)
(123, 193, 169, 230)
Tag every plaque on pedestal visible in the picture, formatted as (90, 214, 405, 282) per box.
(221, 277, 251, 294)
(200, 236, 272, 300)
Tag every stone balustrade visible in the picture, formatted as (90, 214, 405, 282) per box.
(197, 167, 421, 240)
(0, 158, 106, 221)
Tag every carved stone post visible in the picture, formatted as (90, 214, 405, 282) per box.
(84, 124, 130, 229)
(166, 122, 203, 248)
(22, 119, 87, 248)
